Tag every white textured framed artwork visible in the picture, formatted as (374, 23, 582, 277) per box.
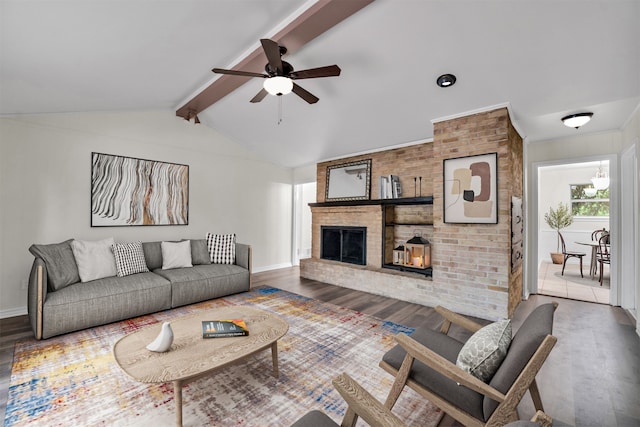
(91, 152, 189, 226)
(443, 152, 498, 224)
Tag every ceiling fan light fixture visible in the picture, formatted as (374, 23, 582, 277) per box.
(436, 73, 456, 88)
(263, 76, 293, 96)
(561, 112, 593, 129)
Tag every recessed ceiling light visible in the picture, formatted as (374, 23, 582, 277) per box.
(561, 112, 593, 129)
(436, 74, 456, 88)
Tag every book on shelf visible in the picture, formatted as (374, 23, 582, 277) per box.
(202, 319, 249, 338)
(379, 175, 402, 199)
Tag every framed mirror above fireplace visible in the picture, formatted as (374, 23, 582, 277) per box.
(325, 159, 372, 202)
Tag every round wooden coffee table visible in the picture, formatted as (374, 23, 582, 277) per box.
(113, 305, 288, 426)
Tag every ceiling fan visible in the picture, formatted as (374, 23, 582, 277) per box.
(212, 38, 341, 104)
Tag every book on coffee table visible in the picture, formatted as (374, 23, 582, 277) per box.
(202, 319, 249, 338)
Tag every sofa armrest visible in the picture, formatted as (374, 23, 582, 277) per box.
(28, 258, 47, 340)
(235, 243, 252, 272)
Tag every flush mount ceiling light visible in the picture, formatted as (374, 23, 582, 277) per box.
(263, 76, 294, 96)
(436, 74, 456, 88)
(561, 112, 593, 129)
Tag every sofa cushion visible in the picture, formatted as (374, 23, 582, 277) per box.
(456, 319, 512, 382)
(71, 238, 118, 282)
(382, 328, 485, 421)
(154, 264, 250, 308)
(142, 241, 163, 270)
(190, 239, 211, 265)
(29, 239, 80, 291)
(161, 240, 193, 270)
(112, 241, 150, 277)
(206, 233, 236, 264)
(42, 272, 171, 339)
(484, 303, 556, 420)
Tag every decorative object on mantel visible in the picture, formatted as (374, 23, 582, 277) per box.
(404, 233, 431, 269)
(91, 153, 189, 227)
(392, 245, 405, 265)
(544, 202, 574, 264)
(379, 174, 401, 199)
(325, 159, 372, 202)
(146, 322, 174, 353)
(413, 176, 423, 197)
(443, 152, 498, 224)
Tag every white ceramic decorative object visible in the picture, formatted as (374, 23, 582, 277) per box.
(146, 322, 174, 352)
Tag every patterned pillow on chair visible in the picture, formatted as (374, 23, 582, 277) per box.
(456, 319, 512, 382)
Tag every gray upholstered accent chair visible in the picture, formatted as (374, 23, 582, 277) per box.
(290, 372, 405, 427)
(379, 303, 558, 427)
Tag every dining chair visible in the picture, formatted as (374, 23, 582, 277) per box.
(590, 228, 608, 275)
(597, 233, 610, 286)
(559, 232, 585, 278)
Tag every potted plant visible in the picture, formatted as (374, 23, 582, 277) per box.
(544, 202, 574, 264)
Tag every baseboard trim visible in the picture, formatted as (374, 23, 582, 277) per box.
(253, 262, 293, 273)
(0, 306, 28, 319)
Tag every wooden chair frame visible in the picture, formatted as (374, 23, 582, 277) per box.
(332, 372, 406, 427)
(379, 305, 557, 427)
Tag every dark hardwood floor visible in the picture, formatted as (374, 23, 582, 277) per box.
(2, 267, 639, 426)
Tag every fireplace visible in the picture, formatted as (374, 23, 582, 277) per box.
(321, 226, 366, 266)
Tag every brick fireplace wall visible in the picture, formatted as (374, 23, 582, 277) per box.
(301, 107, 523, 320)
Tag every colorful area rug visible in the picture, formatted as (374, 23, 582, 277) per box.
(5, 287, 442, 426)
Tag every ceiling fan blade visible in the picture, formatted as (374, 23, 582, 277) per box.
(261, 38, 284, 75)
(250, 88, 269, 103)
(212, 68, 267, 78)
(290, 65, 341, 79)
(292, 83, 319, 104)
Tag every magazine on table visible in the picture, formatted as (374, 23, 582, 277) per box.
(202, 319, 249, 338)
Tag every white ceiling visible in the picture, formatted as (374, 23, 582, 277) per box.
(2, 0, 639, 168)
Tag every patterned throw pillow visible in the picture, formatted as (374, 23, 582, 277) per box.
(111, 241, 150, 277)
(206, 233, 236, 264)
(456, 319, 512, 382)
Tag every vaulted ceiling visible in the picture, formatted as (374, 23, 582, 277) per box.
(2, 0, 639, 168)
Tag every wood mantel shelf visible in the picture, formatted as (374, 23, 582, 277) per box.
(309, 196, 433, 208)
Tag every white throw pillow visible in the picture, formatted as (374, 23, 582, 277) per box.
(71, 238, 118, 282)
(161, 240, 193, 270)
(111, 241, 150, 277)
(456, 319, 512, 382)
(206, 233, 236, 264)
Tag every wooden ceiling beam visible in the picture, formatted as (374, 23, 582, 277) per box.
(176, 0, 374, 120)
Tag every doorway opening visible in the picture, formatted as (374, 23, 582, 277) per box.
(537, 160, 611, 304)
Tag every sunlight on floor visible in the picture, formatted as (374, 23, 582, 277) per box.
(538, 260, 610, 304)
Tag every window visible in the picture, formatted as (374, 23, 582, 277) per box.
(570, 184, 609, 217)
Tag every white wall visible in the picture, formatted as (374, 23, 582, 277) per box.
(620, 104, 640, 334)
(0, 110, 294, 317)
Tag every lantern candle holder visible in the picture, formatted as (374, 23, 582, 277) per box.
(392, 245, 405, 265)
(404, 234, 431, 269)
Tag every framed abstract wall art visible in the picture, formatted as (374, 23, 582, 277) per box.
(91, 152, 189, 226)
(443, 152, 498, 224)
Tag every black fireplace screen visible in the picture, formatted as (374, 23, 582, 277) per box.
(321, 226, 366, 265)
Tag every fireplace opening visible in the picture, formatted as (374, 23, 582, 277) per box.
(321, 226, 366, 266)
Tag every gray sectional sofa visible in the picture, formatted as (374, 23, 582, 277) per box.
(27, 239, 251, 339)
